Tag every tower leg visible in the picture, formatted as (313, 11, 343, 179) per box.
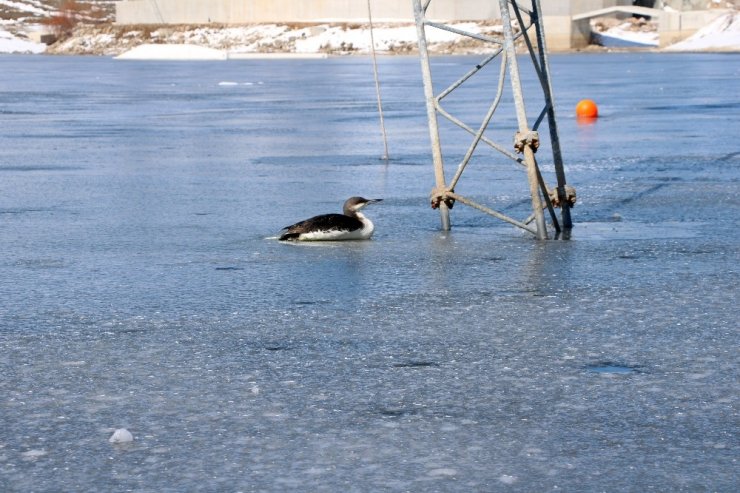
(413, 0, 450, 231)
(500, 0, 547, 239)
(530, 0, 573, 229)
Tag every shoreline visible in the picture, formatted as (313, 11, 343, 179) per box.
(4, 16, 740, 57)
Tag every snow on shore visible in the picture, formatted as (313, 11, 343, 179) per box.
(104, 15, 738, 59)
(1, 12, 739, 58)
(0, 28, 45, 54)
(50, 21, 503, 58)
(665, 11, 740, 51)
(591, 17, 659, 48)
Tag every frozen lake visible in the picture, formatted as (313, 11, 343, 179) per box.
(0, 53, 738, 491)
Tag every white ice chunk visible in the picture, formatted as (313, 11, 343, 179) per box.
(21, 449, 48, 460)
(427, 467, 458, 477)
(109, 428, 134, 444)
(499, 474, 517, 484)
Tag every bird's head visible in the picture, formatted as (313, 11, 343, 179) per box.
(343, 196, 382, 215)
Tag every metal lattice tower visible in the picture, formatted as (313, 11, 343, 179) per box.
(413, 0, 574, 239)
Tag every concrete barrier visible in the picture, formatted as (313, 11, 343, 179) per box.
(115, 0, 500, 24)
(574, 6, 730, 47)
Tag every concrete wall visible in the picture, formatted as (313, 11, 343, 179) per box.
(658, 9, 732, 46)
(112, 1, 653, 51)
(114, 1, 730, 50)
(113, 0, 633, 52)
(116, 1, 649, 25)
(116, 0, 735, 23)
(116, 0, 502, 25)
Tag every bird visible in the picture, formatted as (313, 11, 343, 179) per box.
(279, 196, 382, 241)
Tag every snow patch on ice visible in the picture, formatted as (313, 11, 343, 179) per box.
(115, 43, 227, 61)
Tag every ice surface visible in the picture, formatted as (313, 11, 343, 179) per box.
(0, 54, 737, 492)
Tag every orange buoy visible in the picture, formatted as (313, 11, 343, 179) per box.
(576, 99, 598, 119)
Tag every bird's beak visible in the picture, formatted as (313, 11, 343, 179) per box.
(368, 199, 383, 204)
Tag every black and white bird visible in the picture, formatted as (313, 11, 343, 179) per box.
(279, 196, 382, 241)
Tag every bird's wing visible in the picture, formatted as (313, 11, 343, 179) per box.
(282, 214, 361, 233)
(279, 214, 363, 240)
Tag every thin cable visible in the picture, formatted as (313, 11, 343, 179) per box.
(367, 0, 389, 160)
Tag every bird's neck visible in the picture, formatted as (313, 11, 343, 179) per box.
(356, 211, 374, 235)
(354, 211, 368, 222)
